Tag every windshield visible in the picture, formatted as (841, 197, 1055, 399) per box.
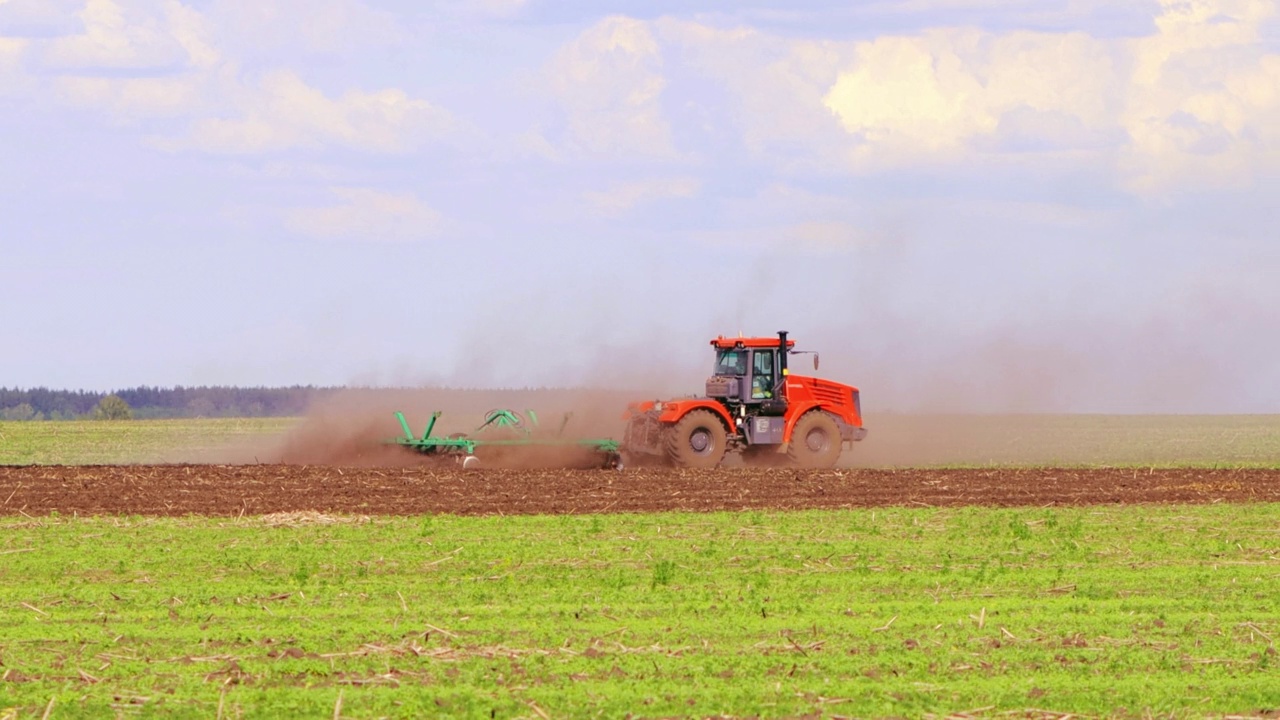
(714, 350, 747, 376)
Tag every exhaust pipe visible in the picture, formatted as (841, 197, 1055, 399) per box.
(778, 330, 788, 378)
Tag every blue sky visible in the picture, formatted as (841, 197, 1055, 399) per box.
(3, 0, 1279, 412)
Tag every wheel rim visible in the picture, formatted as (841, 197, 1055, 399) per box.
(805, 428, 829, 453)
(689, 429, 712, 454)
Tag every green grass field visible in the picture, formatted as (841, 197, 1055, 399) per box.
(856, 414, 1280, 468)
(0, 419, 295, 465)
(2, 505, 1277, 718)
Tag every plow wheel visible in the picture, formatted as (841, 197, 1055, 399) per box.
(665, 409, 728, 469)
(787, 411, 842, 468)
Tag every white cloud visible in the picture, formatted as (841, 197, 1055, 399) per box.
(0, 0, 83, 36)
(583, 176, 700, 215)
(0, 37, 26, 94)
(179, 69, 455, 154)
(164, 0, 217, 68)
(285, 187, 441, 242)
(1120, 0, 1280, 192)
(43, 0, 206, 70)
(446, 0, 528, 19)
(29, 2, 449, 155)
(33, 1, 216, 118)
(658, 20, 853, 170)
(514, 128, 560, 161)
(662, 19, 1124, 172)
(663, 0, 1279, 192)
(547, 16, 676, 159)
(824, 0, 1280, 186)
(23, 0, 1279, 197)
(821, 28, 1121, 167)
(55, 73, 206, 119)
(208, 0, 402, 56)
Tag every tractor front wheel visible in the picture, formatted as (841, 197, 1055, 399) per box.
(787, 411, 842, 468)
(665, 410, 728, 469)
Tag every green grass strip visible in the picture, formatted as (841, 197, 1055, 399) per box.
(2, 504, 1278, 717)
(0, 419, 293, 465)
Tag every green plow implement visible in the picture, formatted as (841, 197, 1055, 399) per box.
(391, 409, 623, 469)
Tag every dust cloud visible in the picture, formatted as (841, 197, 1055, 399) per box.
(186, 234, 1278, 469)
(220, 307, 1278, 469)
(195, 386, 641, 469)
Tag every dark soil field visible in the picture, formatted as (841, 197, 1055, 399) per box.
(2, 465, 1278, 516)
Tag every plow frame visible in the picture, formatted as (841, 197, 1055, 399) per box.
(392, 410, 623, 468)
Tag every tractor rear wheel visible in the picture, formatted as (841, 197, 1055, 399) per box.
(787, 411, 842, 468)
(665, 410, 728, 469)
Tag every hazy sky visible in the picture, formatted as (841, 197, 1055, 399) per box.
(3, 0, 1279, 412)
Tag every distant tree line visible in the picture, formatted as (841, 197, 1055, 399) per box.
(0, 386, 341, 421)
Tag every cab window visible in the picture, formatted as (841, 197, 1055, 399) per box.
(753, 351, 774, 376)
(751, 351, 775, 399)
(715, 350, 746, 376)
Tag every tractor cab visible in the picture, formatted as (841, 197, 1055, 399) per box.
(705, 334, 793, 411)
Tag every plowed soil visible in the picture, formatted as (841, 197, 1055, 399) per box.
(2, 465, 1278, 516)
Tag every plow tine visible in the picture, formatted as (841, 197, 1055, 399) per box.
(394, 411, 414, 441)
(420, 412, 441, 442)
(395, 410, 442, 442)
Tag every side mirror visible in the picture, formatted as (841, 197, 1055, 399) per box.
(813, 354, 820, 371)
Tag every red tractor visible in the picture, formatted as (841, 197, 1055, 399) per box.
(622, 331, 867, 468)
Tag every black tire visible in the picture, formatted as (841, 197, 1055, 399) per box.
(665, 409, 728, 469)
(787, 411, 842, 468)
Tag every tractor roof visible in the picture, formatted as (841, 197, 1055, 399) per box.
(710, 336, 795, 350)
